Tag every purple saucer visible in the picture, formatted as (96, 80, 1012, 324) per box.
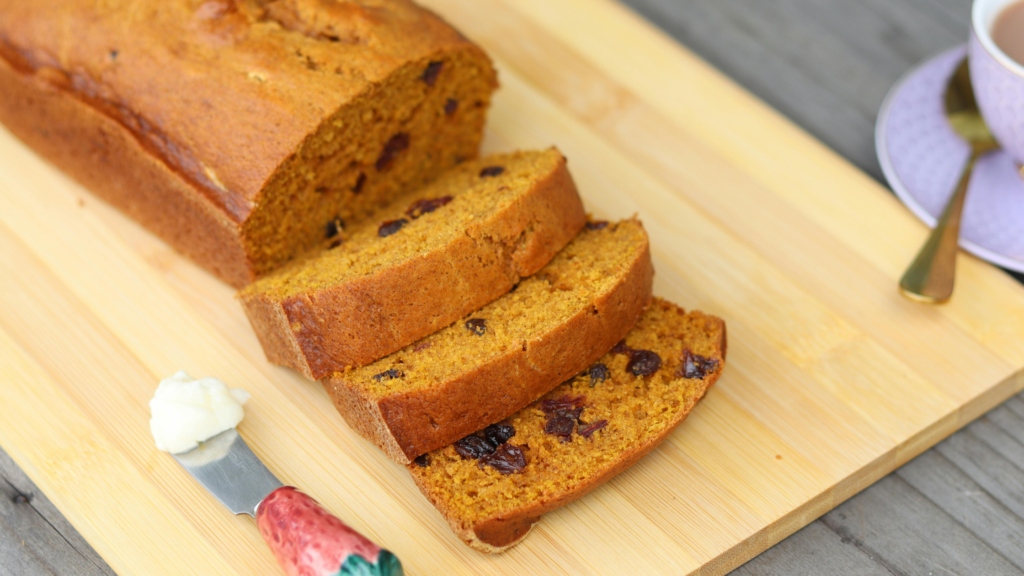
(877, 45, 1024, 273)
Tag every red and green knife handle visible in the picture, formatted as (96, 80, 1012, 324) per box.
(256, 487, 403, 576)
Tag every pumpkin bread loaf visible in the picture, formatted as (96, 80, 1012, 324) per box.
(409, 299, 727, 552)
(239, 149, 586, 379)
(0, 0, 497, 287)
(323, 219, 654, 464)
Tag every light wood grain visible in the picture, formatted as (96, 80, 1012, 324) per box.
(605, 0, 1024, 573)
(0, 324, 242, 576)
(1, 1, 1024, 575)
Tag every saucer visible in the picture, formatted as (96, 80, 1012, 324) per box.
(877, 45, 1024, 273)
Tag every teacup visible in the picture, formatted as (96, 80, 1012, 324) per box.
(970, 0, 1024, 165)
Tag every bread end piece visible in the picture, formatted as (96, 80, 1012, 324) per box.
(410, 299, 727, 553)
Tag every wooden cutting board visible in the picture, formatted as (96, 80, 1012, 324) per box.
(1, 0, 1023, 574)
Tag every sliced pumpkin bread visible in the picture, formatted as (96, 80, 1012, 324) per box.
(239, 149, 586, 379)
(408, 298, 726, 552)
(323, 218, 654, 464)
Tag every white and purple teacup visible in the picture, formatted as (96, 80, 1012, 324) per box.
(970, 0, 1024, 165)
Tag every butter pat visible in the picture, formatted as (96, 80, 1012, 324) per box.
(149, 371, 250, 454)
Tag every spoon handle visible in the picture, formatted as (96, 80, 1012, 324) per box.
(898, 151, 977, 303)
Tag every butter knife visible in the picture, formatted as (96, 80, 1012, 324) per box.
(173, 428, 403, 576)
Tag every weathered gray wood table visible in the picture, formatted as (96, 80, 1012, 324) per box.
(3, 0, 1024, 574)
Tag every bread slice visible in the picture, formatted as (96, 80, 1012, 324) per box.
(239, 149, 586, 379)
(408, 298, 726, 552)
(323, 218, 654, 464)
(0, 0, 496, 287)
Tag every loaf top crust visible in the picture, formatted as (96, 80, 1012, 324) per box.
(0, 0, 482, 220)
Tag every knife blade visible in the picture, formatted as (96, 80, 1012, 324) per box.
(173, 429, 403, 576)
(173, 428, 282, 516)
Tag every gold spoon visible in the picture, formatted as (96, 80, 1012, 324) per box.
(899, 59, 999, 303)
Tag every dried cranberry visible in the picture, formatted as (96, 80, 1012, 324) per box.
(445, 98, 458, 116)
(679, 350, 719, 380)
(351, 172, 366, 194)
(376, 133, 410, 171)
(478, 443, 526, 474)
(371, 369, 403, 382)
(328, 239, 343, 249)
(413, 341, 432, 353)
(627, 350, 662, 377)
(588, 363, 609, 386)
(453, 435, 496, 460)
(540, 395, 586, 417)
(413, 454, 429, 467)
(325, 216, 344, 239)
(465, 318, 487, 336)
(421, 61, 444, 86)
(611, 340, 633, 355)
(579, 420, 608, 439)
(378, 218, 408, 237)
(479, 166, 505, 178)
(545, 415, 576, 442)
(483, 423, 515, 446)
(586, 220, 609, 230)
(406, 196, 453, 218)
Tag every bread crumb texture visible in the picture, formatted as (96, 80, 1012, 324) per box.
(245, 149, 568, 299)
(241, 43, 497, 277)
(410, 299, 726, 551)
(340, 219, 650, 398)
(239, 148, 587, 378)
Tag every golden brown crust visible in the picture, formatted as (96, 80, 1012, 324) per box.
(468, 517, 537, 551)
(241, 154, 587, 379)
(242, 294, 307, 371)
(0, 56, 254, 285)
(0, 1, 496, 286)
(325, 225, 655, 464)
